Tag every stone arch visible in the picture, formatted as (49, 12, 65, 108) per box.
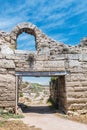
(10, 22, 41, 50)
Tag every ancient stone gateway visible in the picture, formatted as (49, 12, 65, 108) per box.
(0, 22, 87, 115)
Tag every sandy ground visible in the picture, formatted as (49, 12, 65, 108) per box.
(20, 104, 87, 130)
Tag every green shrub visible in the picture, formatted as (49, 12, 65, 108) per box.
(19, 92, 23, 97)
(50, 77, 58, 83)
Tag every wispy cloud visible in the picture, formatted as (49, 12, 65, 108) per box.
(17, 32, 36, 51)
(0, 0, 86, 45)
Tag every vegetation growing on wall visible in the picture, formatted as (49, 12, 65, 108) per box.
(50, 77, 58, 83)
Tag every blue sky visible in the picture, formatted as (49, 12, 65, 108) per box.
(0, 0, 87, 84)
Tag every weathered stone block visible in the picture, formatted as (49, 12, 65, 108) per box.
(68, 54, 79, 60)
(1, 45, 14, 54)
(68, 103, 86, 110)
(69, 60, 80, 68)
(0, 101, 15, 107)
(67, 98, 87, 104)
(0, 74, 15, 83)
(0, 59, 15, 68)
(44, 61, 65, 68)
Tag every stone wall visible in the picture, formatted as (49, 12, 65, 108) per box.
(50, 76, 66, 113)
(65, 54, 87, 115)
(0, 22, 87, 114)
(0, 52, 15, 112)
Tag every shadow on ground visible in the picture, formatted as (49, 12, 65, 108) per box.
(19, 103, 57, 114)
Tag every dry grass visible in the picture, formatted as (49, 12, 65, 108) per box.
(68, 114, 87, 124)
(56, 112, 87, 124)
(0, 120, 41, 130)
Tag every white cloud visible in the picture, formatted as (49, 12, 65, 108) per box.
(0, 0, 86, 45)
(17, 32, 36, 51)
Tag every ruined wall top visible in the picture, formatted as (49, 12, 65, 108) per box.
(0, 22, 87, 54)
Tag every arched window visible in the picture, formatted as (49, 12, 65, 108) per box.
(17, 32, 36, 51)
(10, 23, 39, 50)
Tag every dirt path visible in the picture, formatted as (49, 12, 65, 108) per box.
(20, 104, 87, 130)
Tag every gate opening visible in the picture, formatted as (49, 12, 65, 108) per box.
(18, 76, 51, 113)
(15, 71, 67, 114)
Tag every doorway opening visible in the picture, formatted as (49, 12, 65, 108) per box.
(18, 76, 51, 114)
(15, 71, 67, 114)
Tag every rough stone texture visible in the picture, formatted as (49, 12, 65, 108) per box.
(0, 22, 87, 114)
(50, 76, 66, 113)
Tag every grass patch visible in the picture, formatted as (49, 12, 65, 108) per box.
(0, 120, 42, 130)
(0, 109, 24, 119)
(0, 121, 4, 127)
(1, 113, 24, 119)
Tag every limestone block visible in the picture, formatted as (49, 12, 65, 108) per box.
(0, 85, 15, 91)
(10, 39, 16, 45)
(0, 68, 7, 74)
(38, 47, 50, 55)
(66, 87, 74, 92)
(6, 54, 16, 60)
(11, 26, 20, 34)
(68, 103, 86, 110)
(0, 101, 15, 107)
(15, 50, 30, 54)
(50, 67, 65, 71)
(0, 74, 15, 83)
(68, 67, 83, 73)
(66, 81, 81, 87)
(4, 35, 11, 42)
(67, 98, 87, 104)
(35, 61, 43, 68)
(70, 74, 86, 81)
(81, 81, 87, 87)
(36, 55, 48, 61)
(77, 110, 87, 115)
(50, 54, 66, 60)
(82, 63, 87, 70)
(0, 94, 15, 101)
(16, 67, 26, 71)
(67, 92, 85, 98)
(74, 87, 87, 92)
(1, 45, 14, 54)
(82, 54, 87, 61)
(79, 54, 82, 61)
(0, 53, 5, 59)
(17, 22, 36, 29)
(0, 59, 15, 68)
(44, 61, 65, 68)
(7, 70, 15, 75)
(69, 60, 80, 68)
(10, 32, 17, 40)
(65, 75, 71, 82)
(68, 54, 79, 60)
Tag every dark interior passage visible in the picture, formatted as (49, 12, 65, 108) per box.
(50, 76, 66, 113)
